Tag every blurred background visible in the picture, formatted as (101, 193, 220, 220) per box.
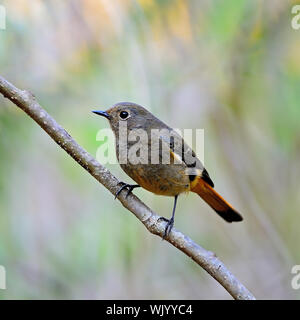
(0, 0, 299, 299)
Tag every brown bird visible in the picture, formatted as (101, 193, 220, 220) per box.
(93, 102, 242, 237)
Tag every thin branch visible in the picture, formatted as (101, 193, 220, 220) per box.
(0, 75, 255, 300)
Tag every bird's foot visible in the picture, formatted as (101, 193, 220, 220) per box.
(115, 182, 140, 199)
(158, 216, 174, 239)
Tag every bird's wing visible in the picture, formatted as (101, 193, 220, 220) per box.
(156, 129, 214, 186)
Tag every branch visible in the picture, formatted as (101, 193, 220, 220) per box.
(0, 75, 255, 300)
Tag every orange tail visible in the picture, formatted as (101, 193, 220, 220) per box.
(190, 177, 243, 222)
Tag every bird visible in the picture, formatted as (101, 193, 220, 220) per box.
(93, 102, 243, 238)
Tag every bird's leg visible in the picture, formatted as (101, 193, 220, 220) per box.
(115, 182, 140, 199)
(159, 195, 178, 239)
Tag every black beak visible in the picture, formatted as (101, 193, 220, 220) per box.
(92, 110, 111, 119)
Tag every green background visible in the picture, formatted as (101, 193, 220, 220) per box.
(0, 0, 299, 299)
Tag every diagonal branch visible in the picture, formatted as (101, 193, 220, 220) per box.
(0, 75, 255, 300)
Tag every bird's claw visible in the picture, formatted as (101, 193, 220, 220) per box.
(115, 182, 140, 199)
(158, 216, 174, 239)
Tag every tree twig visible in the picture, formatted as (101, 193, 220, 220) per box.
(0, 75, 255, 300)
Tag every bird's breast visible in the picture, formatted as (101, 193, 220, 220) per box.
(120, 163, 190, 196)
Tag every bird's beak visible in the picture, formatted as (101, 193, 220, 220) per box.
(92, 110, 111, 120)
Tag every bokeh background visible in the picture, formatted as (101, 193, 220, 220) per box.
(0, 0, 300, 299)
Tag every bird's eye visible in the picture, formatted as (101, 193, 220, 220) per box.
(119, 111, 129, 119)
